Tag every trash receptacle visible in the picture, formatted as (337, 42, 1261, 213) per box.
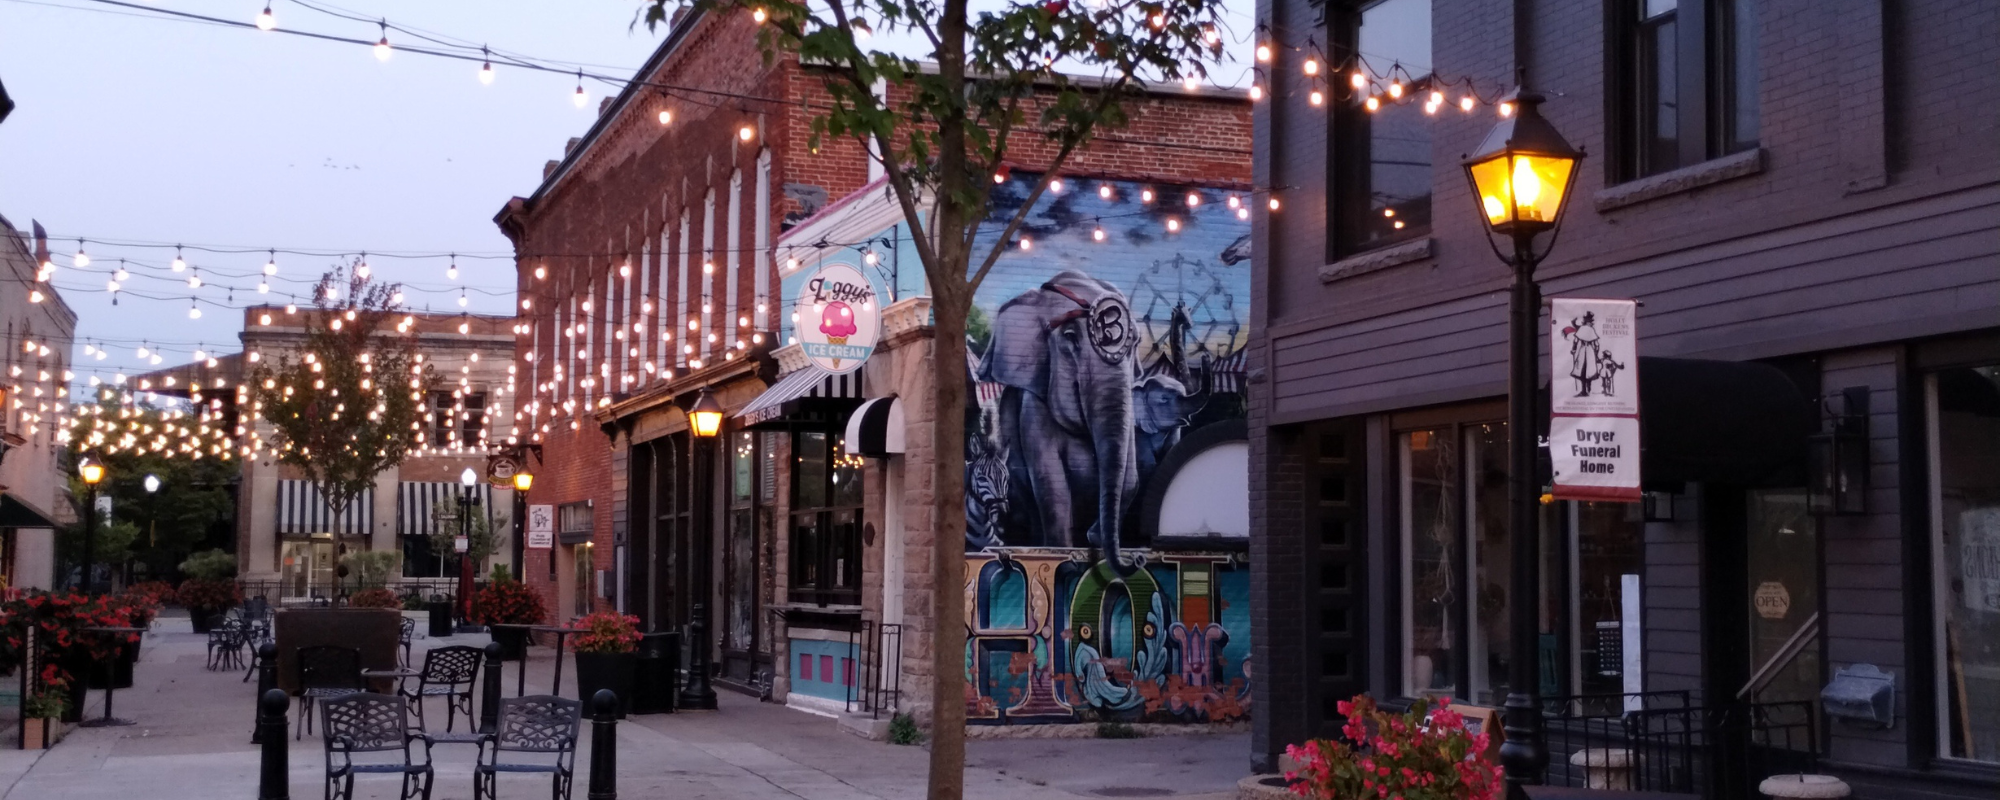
(632, 631, 680, 714)
(427, 596, 454, 638)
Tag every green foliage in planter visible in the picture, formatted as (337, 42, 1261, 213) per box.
(24, 681, 70, 720)
(178, 549, 237, 581)
(888, 713, 924, 746)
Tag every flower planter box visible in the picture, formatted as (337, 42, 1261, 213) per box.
(67, 640, 139, 690)
(188, 609, 221, 633)
(22, 718, 61, 750)
(572, 652, 636, 719)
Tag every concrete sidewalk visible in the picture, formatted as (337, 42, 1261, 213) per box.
(0, 617, 1250, 799)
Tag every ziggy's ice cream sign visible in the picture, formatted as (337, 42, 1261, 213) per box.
(794, 263, 880, 374)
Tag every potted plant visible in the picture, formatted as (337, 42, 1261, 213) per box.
(22, 678, 70, 749)
(349, 588, 402, 609)
(177, 578, 241, 632)
(570, 611, 641, 718)
(178, 549, 240, 632)
(1284, 695, 1504, 800)
(470, 575, 546, 660)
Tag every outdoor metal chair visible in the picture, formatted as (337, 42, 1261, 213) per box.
(297, 645, 367, 740)
(473, 696, 581, 800)
(398, 617, 417, 668)
(207, 616, 246, 670)
(241, 617, 275, 682)
(320, 692, 435, 800)
(401, 645, 482, 733)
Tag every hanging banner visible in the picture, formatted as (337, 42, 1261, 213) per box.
(795, 262, 880, 374)
(526, 504, 555, 550)
(1550, 298, 1642, 501)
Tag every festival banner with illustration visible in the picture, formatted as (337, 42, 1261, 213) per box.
(1549, 297, 1642, 501)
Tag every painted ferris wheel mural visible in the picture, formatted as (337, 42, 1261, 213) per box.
(1130, 252, 1245, 394)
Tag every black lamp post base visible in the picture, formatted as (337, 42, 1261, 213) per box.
(676, 689, 717, 711)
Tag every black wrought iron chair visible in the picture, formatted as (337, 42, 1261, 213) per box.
(473, 696, 582, 800)
(320, 692, 435, 800)
(207, 616, 246, 670)
(398, 617, 417, 668)
(242, 616, 275, 683)
(297, 645, 367, 740)
(400, 645, 482, 733)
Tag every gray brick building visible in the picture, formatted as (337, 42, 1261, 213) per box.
(1247, 0, 1998, 796)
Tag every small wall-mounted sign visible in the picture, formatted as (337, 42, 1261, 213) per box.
(795, 262, 880, 374)
(526, 503, 554, 550)
(1755, 581, 1791, 620)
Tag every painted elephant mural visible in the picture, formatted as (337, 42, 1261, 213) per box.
(978, 271, 1142, 559)
(959, 175, 1252, 725)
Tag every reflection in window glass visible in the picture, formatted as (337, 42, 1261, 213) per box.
(1574, 502, 1643, 699)
(1339, 0, 1433, 253)
(1932, 366, 2000, 763)
(796, 432, 828, 509)
(1401, 428, 1458, 697)
(1466, 423, 1560, 705)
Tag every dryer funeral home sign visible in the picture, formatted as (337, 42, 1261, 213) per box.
(1550, 298, 1642, 501)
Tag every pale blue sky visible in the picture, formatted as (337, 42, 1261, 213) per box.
(0, 0, 1250, 385)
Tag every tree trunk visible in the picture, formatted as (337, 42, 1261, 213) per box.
(925, 278, 972, 800)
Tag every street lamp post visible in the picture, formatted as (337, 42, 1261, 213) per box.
(1462, 87, 1583, 800)
(139, 474, 160, 589)
(679, 388, 724, 711)
(78, 455, 106, 594)
(512, 469, 534, 582)
(457, 467, 480, 632)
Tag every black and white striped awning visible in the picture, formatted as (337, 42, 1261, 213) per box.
(399, 482, 491, 537)
(737, 368, 863, 426)
(275, 480, 374, 537)
(844, 395, 905, 457)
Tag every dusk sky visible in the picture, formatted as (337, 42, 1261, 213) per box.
(0, 0, 1252, 388)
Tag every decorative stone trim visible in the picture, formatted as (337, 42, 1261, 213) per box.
(774, 343, 810, 375)
(1592, 148, 1765, 212)
(1318, 238, 1434, 284)
(881, 295, 933, 338)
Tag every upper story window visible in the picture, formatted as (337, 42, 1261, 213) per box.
(1615, 0, 1760, 180)
(1330, 0, 1433, 257)
(430, 390, 486, 445)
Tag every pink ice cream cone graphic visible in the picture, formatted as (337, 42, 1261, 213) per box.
(819, 301, 858, 367)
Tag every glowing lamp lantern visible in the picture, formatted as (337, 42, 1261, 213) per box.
(79, 457, 105, 485)
(512, 470, 534, 492)
(1461, 90, 1582, 239)
(688, 388, 724, 438)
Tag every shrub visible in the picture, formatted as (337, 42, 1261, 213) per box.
(569, 611, 641, 654)
(349, 588, 402, 609)
(470, 579, 547, 626)
(115, 590, 162, 628)
(340, 551, 401, 588)
(24, 679, 70, 720)
(178, 549, 237, 581)
(888, 713, 924, 745)
(489, 564, 513, 583)
(1285, 695, 1503, 800)
(128, 580, 177, 606)
(176, 578, 242, 612)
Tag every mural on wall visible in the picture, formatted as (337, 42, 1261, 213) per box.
(966, 176, 1251, 554)
(964, 551, 1251, 724)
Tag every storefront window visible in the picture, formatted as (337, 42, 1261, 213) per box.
(1400, 427, 1459, 698)
(1573, 502, 1644, 699)
(726, 431, 757, 654)
(790, 431, 864, 605)
(1930, 365, 2000, 763)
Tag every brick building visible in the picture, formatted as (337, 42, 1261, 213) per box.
(0, 218, 76, 593)
(143, 306, 519, 602)
(1248, 0, 1999, 795)
(494, 3, 1254, 722)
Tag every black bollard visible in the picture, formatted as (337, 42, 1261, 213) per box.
(251, 641, 277, 744)
(257, 689, 290, 800)
(480, 642, 503, 734)
(587, 689, 618, 800)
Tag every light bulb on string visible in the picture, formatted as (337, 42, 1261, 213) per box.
(188, 268, 202, 289)
(188, 299, 202, 320)
(373, 22, 391, 61)
(114, 260, 129, 282)
(573, 71, 588, 107)
(1092, 221, 1107, 242)
(258, 279, 270, 294)
(1256, 42, 1272, 62)
(458, 289, 468, 308)
(73, 240, 88, 267)
(447, 256, 459, 281)
(659, 108, 673, 126)
(255, 3, 275, 30)
(738, 122, 755, 142)
(479, 47, 494, 84)
(1350, 72, 1367, 89)
(171, 246, 186, 272)
(265, 250, 277, 275)
(1310, 89, 1325, 106)
(1388, 81, 1404, 99)
(1250, 84, 1264, 101)
(355, 255, 370, 279)
(1140, 188, 1155, 204)
(1302, 58, 1319, 77)
(1099, 184, 1114, 200)
(1460, 96, 1476, 112)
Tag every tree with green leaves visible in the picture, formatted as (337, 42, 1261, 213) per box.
(250, 264, 436, 518)
(639, 2, 1230, 795)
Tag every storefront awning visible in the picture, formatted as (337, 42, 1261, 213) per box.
(844, 395, 905, 457)
(276, 479, 374, 537)
(1636, 357, 1813, 489)
(399, 481, 489, 537)
(0, 492, 57, 529)
(737, 368, 863, 427)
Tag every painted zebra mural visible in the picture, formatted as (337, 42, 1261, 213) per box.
(963, 550, 1251, 724)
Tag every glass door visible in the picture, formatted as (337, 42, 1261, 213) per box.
(1743, 489, 1821, 705)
